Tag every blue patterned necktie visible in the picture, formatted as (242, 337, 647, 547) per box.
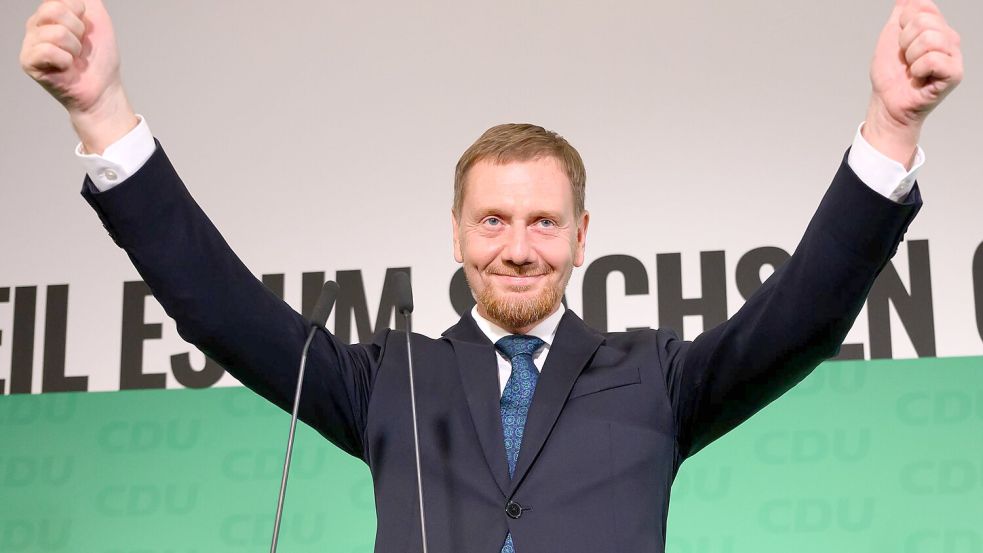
(496, 334, 545, 553)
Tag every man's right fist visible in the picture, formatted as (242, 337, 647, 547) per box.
(20, 0, 137, 154)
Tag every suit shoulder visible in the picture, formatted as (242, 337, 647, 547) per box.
(371, 328, 455, 362)
(600, 327, 683, 348)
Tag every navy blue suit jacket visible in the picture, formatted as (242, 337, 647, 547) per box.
(82, 143, 920, 552)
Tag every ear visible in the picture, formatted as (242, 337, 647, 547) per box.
(573, 210, 590, 267)
(452, 210, 464, 263)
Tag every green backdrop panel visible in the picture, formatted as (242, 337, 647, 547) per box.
(2, 356, 981, 552)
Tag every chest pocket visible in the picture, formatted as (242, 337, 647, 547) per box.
(568, 366, 640, 399)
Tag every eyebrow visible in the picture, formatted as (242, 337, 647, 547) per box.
(469, 208, 566, 223)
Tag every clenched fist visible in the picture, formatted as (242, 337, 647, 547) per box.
(865, 0, 963, 167)
(20, 0, 137, 154)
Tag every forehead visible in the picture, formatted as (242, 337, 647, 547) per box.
(462, 156, 574, 214)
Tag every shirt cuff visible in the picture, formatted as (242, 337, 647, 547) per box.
(75, 114, 156, 192)
(847, 122, 924, 203)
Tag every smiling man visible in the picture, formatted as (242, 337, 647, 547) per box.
(453, 126, 589, 334)
(19, 0, 963, 551)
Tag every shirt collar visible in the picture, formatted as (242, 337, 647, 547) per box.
(470, 303, 565, 348)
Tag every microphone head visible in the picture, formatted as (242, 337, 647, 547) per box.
(310, 280, 340, 331)
(394, 271, 414, 315)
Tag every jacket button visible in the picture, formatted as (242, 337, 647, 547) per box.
(505, 500, 523, 519)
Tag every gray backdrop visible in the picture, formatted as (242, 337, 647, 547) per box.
(0, 0, 980, 393)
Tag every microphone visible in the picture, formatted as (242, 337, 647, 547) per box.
(270, 280, 340, 553)
(394, 270, 414, 316)
(309, 281, 339, 333)
(394, 271, 428, 553)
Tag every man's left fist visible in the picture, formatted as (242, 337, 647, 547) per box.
(865, 0, 963, 166)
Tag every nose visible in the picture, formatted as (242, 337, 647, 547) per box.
(502, 224, 534, 265)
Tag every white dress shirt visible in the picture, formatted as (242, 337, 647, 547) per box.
(471, 304, 565, 396)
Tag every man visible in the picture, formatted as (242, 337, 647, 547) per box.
(19, 0, 962, 551)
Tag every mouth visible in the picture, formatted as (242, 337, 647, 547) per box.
(490, 273, 547, 288)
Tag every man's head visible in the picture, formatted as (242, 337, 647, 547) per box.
(452, 123, 589, 334)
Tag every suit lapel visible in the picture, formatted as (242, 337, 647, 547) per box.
(509, 310, 603, 494)
(442, 310, 605, 498)
(443, 313, 512, 497)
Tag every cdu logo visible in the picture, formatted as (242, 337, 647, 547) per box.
(900, 459, 983, 495)
(96, 419, 201, 453)
(103, 549, 201, 553)
(95, 483, 199, 516)
(896, 390, 983, 426)
(758, 497, 876, 533)
(0, 519, 71, 552)
(220, 512, 327, 547)
(221, 447, 328, 482)
(0, 394, 76, 424)
(754, 428, 872, 464)
(1, 455, 73, 487)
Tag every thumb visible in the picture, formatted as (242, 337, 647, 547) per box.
(887, 0, 910, 26)
(77, 0, 117, 47)
(884, 0, 907, 32)
(81, 0, 111, 25)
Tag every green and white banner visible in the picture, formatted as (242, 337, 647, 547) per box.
(3, 356, 981, 551)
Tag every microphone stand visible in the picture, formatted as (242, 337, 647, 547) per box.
(394, 271, 428, 553)
(403, 309, 428, 553)
(270, 281, 339, 553)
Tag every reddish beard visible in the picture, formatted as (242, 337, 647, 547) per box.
(470, 263, 567, 331)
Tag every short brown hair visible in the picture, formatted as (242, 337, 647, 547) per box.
(453, 123, 586, 217)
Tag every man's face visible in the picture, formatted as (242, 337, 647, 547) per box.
(452, 156, 589, 333)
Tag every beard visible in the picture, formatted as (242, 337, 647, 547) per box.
(470, 262, 568, 331)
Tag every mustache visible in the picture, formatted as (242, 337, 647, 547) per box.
(485, 263, 554, 277)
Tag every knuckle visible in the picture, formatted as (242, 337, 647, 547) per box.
(34, 24, 50, 43)
(40, 41, 63, 58)
(36, 24, 56, 43)
(36, 1, 64, 23)
(34, 41, 54, 58)
(27, 44, 49, 69)
(55, 24, 72, 43)
(921, 30, 944, 51)
(908, 13, 928, 32)
(919, 13, 941, 30)
(39, 23, 70, 45)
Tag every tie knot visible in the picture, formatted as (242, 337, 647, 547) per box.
(495, 334, 545, 360)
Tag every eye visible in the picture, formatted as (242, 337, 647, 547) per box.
(482, 216, 502, 227)
(536, 219, 557, 228)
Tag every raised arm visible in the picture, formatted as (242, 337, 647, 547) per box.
(666, 0, 962, 459)
(20, 0, 377, 458)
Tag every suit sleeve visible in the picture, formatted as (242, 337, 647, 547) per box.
(81, 140, 379, 460)
(662, 151, 922, 461)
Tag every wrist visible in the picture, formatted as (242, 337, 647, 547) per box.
(69, 84, 138, 155)
(862, 98, 921, 170)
